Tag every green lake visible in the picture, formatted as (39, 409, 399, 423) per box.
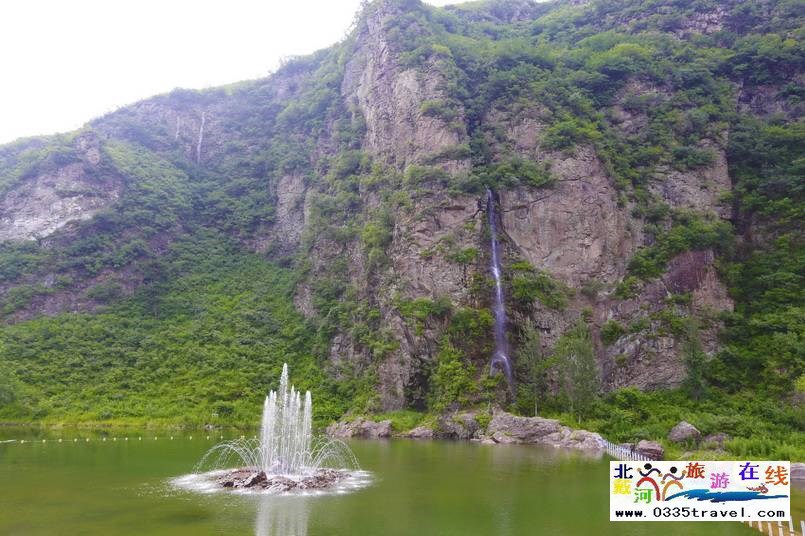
(0, 428, 800, 535)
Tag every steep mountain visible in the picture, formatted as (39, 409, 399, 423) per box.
(0, 0, 802, 450)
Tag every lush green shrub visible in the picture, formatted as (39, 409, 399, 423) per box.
(471, 157, 554, 190)
(429, 339, 475, 412)
(601, 320, 626, 346)
(419, 99, 458, 123)
(448, 307, 493, 342)
(86, 281, 124, 303)
(404, 164, 451, 186)
(627, 213, 734, 280)
(542, 118, 601, 150)
(509, 261, 571, 310)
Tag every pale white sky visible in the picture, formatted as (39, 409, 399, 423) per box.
(0, 0, 454, 145)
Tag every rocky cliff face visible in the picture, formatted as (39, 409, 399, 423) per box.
(342, 2, 470, 173)
(0, 133, 121, 242)
(0, 0, 799, 415)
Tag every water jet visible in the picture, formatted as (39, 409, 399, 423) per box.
(172, 364, 369, 495)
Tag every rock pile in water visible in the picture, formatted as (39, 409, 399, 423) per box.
(217, 468, 347, 492)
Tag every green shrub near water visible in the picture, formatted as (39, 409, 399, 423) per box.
(561, 388, 805, 461)
(429, 339, 476, 412)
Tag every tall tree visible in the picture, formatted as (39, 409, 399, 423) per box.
(682, 317, 708, 401)
(517, 317, 554, 416)
(555, 321, 599, 422)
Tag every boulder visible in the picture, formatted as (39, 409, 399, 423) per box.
(702, 432, 730, 448)
(636, 440, 664, 460)
(326, 418, 392, 439)
(668, 421, 701, 443)
(791, 463, 805, 481)
(487, 410, 562, 442)
(485, 410, 604, 452)
(435, 411, 480, 440)
(243, 471, 267, 488)
(405, 426, 434, 440)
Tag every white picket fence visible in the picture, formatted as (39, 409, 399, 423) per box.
(601, 438, 657, 461)
(744, 519, 805, 535)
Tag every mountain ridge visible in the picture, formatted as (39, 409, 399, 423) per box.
(0, 0, 801, 457)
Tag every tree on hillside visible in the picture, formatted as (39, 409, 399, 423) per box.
(0, 360, 19, 407)
(555, 321, 599, 422)
(516, 317, 555, 417)
(682, 317, 708, 401)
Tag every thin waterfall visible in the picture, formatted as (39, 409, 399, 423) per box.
(196, 111, 206, 164)
(486, 187, 513, 386)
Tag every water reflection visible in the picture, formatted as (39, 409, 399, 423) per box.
(255, 496, 309, 536)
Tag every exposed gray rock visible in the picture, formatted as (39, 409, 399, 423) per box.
(216, 468, 347, 491)
(404, 426, 434, 440)
(389, 193, 482, 299)
(738, 80, 805, 120)
(0, 133, 122, 241)
(435, 411, 480, 440)
(603, 249, 732, 391)
(702, 432, 730, 448)
(499, 146, 637, 287)
(253, 173, 307, 255)
(326, 418, 392, 439)
(674, 5, 726, 36)
(668, 421, 701, 443)
(342, 0, 469, 170)
(486, 410, 604, 451)
(636, 440, 664, 460)
(649, 140, 731, 219)
(791, 463, 805, 481)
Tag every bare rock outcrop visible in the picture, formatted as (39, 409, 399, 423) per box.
(251, 173, 309, 255)
(404, 426, 434, 440)
(389, 192, 482, 299)
(485, 410, 604, 451)
(0, 133, 122, 241)
(435, 411, 481, 440)
(342, 1, 469, 170)
(792, 463, 805, 482)
(499, 147, 636, 286)
(326, 418, 392, 439)
(603, 249, 733, 390)
(649, 144, 732, 219)
(636, 440, 665, 460)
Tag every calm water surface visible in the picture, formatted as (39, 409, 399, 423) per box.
(0, 428, 799, 535)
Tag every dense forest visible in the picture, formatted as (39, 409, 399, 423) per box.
(0, 0, 802, 460)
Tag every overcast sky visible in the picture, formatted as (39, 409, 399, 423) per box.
(0, 0, 455, 145)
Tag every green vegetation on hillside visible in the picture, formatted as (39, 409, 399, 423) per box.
(0, 232, 346, 427)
